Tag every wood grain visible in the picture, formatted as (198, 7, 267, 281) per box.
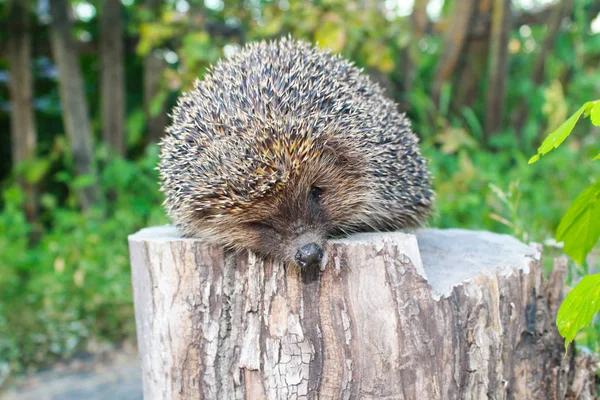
(129, 227, 597, 399)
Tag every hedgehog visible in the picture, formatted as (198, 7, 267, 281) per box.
(159, 37, 434, 269)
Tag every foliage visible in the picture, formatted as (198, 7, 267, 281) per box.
(0, 145, 167, 372)
(529, 99, 600, 350)
(557, 273, 600, 350)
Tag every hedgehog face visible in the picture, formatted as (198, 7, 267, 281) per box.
(240, 184, 330, 268)
(202, 145, 368, 268)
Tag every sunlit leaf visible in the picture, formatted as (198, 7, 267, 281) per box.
(314, 15, 346, 53)
(530, 103, 589, 162)
(377, 47, 395, 73)
(364, 42, 395, 73)
(556, 181, 600, 265)
(593, 153, 600, 161)
(23, 159, 51, 184)
(258, 11, 284, 36)
(557, 274, 600, 351)
(590, 101, 600, 126)
(137, 23, 177, 55)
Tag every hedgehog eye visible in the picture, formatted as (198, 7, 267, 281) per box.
(310, 186, 324, 204)
(247, 222, 272, 231)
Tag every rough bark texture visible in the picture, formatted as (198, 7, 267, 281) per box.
(453, 0, 493, 111)
(485, 0, 511, 136)
(49, 0, 98, 210)
(100, 0, 126, 157)
(143, 0, 168, 144)
(128, 227, 597, 400)
(7, 0, 38, 222)
(431, 0, 478, 104)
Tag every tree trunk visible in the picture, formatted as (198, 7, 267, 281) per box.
(128, 227, 597, 399)
(143, 0, 168, 144)
(49, 0, 98, 210)
(453, 0, 493, 111)
(143, 52, 167, 143)
(401, 0, 429, 100)
(100, 0, 125, 157)
(484, 0, 512, 136)
(431, 0, 478, 105)
(7, 0, 38, 222)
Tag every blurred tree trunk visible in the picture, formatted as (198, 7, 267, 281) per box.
(402, 0, 429, 98)
(484, 0, 511, 135)
(431, 0, 478, 105)
(7, 0, 38, 223)
(514, 0, 575, 136)
(453, 0, 492, 110)
(49, 0, 98, 210)
(144, 0, 167, 143)
(100, 0, 125, 157)
(411, 0, 429, 37)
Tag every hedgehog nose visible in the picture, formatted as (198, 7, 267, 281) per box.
(295, 243, 324, 268)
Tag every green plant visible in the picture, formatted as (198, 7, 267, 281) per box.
(529, 99, 600, 350)
(0, 145, 167, 372)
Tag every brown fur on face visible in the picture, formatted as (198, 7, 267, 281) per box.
(181, 140, 368, 264)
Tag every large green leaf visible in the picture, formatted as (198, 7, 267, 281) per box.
(556, 181, 600, 265)
(557, 274, 600, 350)
(528, 103, 588, 164)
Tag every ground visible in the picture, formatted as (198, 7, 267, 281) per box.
(0, 346, 142, 400)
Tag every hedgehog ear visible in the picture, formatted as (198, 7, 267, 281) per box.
(324, 138, 361, 168)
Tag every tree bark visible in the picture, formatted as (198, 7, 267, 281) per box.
(431, 0, 478, 104)
(484, 0, 512, 135)
(401, 0, 429, 99)
(49, 0, 98, 210)
(128, 227, 597, 399)
(7, 0, 38, 222)
(453, 0, 493, 111)
(143, 0, 168, 144)
(100, 0, 126, 157)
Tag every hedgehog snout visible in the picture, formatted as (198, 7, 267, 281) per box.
(295, 243, 324, 268)
(285, 229, 327, 269)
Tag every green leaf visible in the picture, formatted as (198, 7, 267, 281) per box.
(24, 158, 51, 184)
(532, 103, 589, 161)
(556, 181, 600, 265)
(528, 154, 540, 164)
(150, 91, 168, 117)
(590, 101, 600, 126)
(557, 274, 600, 351)
(126, 108, 147, 147)
(72, 175, 96, 189)
(314, 17, 346, 53)
(137, 23, 177, 56)
(593, 153, 600, 161)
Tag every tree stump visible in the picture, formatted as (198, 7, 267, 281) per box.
(128, 227, 597, 399)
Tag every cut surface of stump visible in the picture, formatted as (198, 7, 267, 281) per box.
(128, 227, 597, 400)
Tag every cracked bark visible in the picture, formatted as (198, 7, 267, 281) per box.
(129, 228, 597, 400)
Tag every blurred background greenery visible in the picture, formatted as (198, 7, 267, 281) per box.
(1, 0, 599, 377)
